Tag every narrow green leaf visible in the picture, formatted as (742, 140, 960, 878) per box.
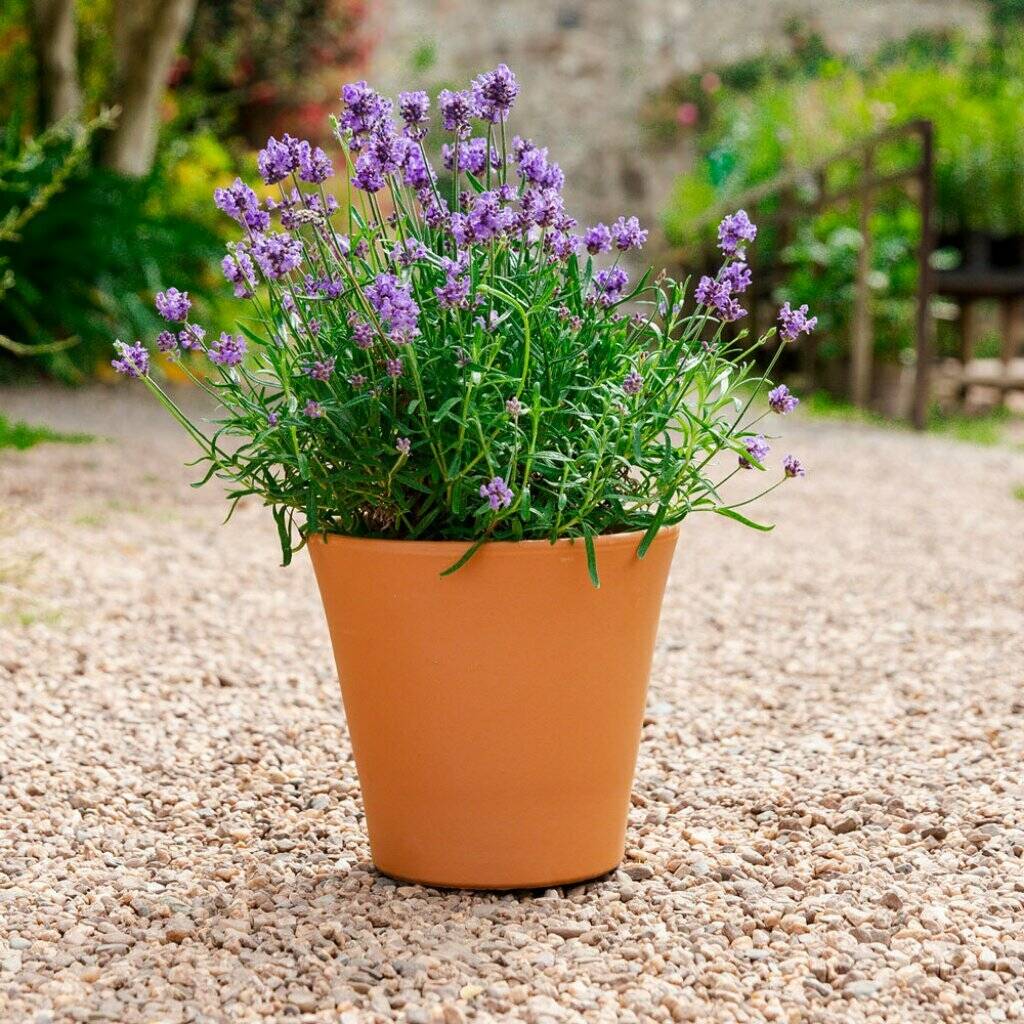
(713, 507, 775, 531)
(582, 526, 600, 589)
(440, 537, 487, 577)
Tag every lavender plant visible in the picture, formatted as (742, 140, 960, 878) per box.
(112, 67, 814, 582)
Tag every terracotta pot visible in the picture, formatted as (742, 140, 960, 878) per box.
(308, 527, 678, 890)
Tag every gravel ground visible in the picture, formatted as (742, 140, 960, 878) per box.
(2, 384, 1024, 1024)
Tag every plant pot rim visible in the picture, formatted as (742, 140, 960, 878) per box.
(307, 524, 679, 555)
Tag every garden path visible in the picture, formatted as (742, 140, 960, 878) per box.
(2, 385, 1024, 1023)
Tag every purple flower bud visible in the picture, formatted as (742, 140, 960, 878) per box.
(156, 330, 177, 353)
(339, 81, 392, 140)
(479, 475, 514, 511)
(739, 434, 770, 469)
(622, 369, 644, 396)
(348, 373, 367, 388)
(178, 324, 206, 351)
(506, 396, 523, 418)
(395, 436, 412, 456)
(721, 261, 752, 294)
(398, 90, 430, 138)
(768, 383, 799, 414)
(304, 357, 336, 382)
(385, 357, 404, 379)
(297, 141, 333, 184)
(783, 454, 805, 478)
(583, 223, 613, 255)
(257, 134, 302, 185)
(267, 411, 280, 427)
(472, 64, 519, 123)
(155, 287, 190, 322)
(214, 178, 270, 231)
(365, 273, 420, 344)
(439, 89, 474, 136)
(251, 232, 304, 279)
(717, 209, 757, 257)
(778, 302, 818, 342)
(591, 266, 629, 306)
(209, 332, 247, 367)
(111, 340, 149, 378)
(304, 399, 324, 419)
(611, 215, 648, 252)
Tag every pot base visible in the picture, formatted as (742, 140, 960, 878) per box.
(374, 860, 620, 892)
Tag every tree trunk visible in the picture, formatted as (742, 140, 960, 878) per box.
(29, 0, 81, 127)
(101, 0, 198, 177)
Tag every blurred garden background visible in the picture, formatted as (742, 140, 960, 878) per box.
(3, 0, 1024, 437)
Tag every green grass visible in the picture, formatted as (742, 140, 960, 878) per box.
(1013, 484, 1024, 503)
(0, 413, 93, 450)
(801, 392, 1014, 447)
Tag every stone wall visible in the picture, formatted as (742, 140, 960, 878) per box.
(364, 0, 985, 253)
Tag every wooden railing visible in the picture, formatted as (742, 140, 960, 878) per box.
(676, 120, 936, 428)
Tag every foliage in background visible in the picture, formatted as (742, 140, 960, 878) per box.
(657, 19, 1024, 367)
(0, 411, 92, 449)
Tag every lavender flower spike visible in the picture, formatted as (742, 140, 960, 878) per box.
(111, 340, 149, 378)
(155, 287, 191, 322)
(480, 476, 514, 511)
(472, 64, 519, 123)
(739, 434, 770, 469)
(398, 90, 430, 138)
(583, 223, 613, 255)
(209, 333, 247, 367)
(717, 209, 757, 257)
(439, 89, 475, 136)
(768, 383, 799, 414)
(783, 454, 806, 478)
(622, 369, 644, 396)
(778, 302, 818, 342)
(395, 437, 412, 456)
(611, 216, 648, 252)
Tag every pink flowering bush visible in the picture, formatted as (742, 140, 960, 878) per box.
(111, 66, 813, 581)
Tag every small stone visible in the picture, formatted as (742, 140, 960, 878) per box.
(622, 862, 654, 881)
(832, 814, 862, 835)
(163, 915, 194, 943)
(288, 987, 317, 1012)
(845, 980, 881, 999)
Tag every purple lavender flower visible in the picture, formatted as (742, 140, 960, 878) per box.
(524, 188, 564, 229)
(694, 275, 745, 322)
(257, 134, 301, 185)
(155, 287, 190, 322)
(546, 231, 579, 262)
(348, 373, 367, 388)
(392, 237, 428, 267)
(111, 340, 149, 378)
(435, 258, 472, 309)
(351, 150, 386, 193)
(349, 313, 374, 349)
(721, 261, 752, 294)
(739, 434, 770, 469)
(592, 266, 629, 306)
(305, 356, 336, 382)
(783, 454, 806, 478)
(214, 178, 270, 231)
(297, 142, 333, 183)
(395, 436, 412, 456)
(480, 475, 514, 511)
(611, 216, 648, 252)
(398, 90, 430, 138)
(515, 139, 559, 188)
(439, 89, 474, 136)
(717, 209, 757, 257)
(178, 324, 206, 351)
(304, 399, 324, 419)
(778, 302, 818, 342)
(156, 330, 177, 353)
(468, 190, 515, 240)
(442, 137, 500, 176)
(472, 64, 519, 123)
(404, 148, 435, 190)
(251, 232, 304, 279)
(506, 396, 523, 418)
(209, 332, 247, 367)
(339, 81, 392, 140)
(583, 223, 613, 255)
(768, 384, 799, 415)
(622, 369, 644, 396)
(221, 249, 257, 298)
(385, 357, 404, 378)
(365, 273, 420, 344)
(367, 126, 409, 175)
